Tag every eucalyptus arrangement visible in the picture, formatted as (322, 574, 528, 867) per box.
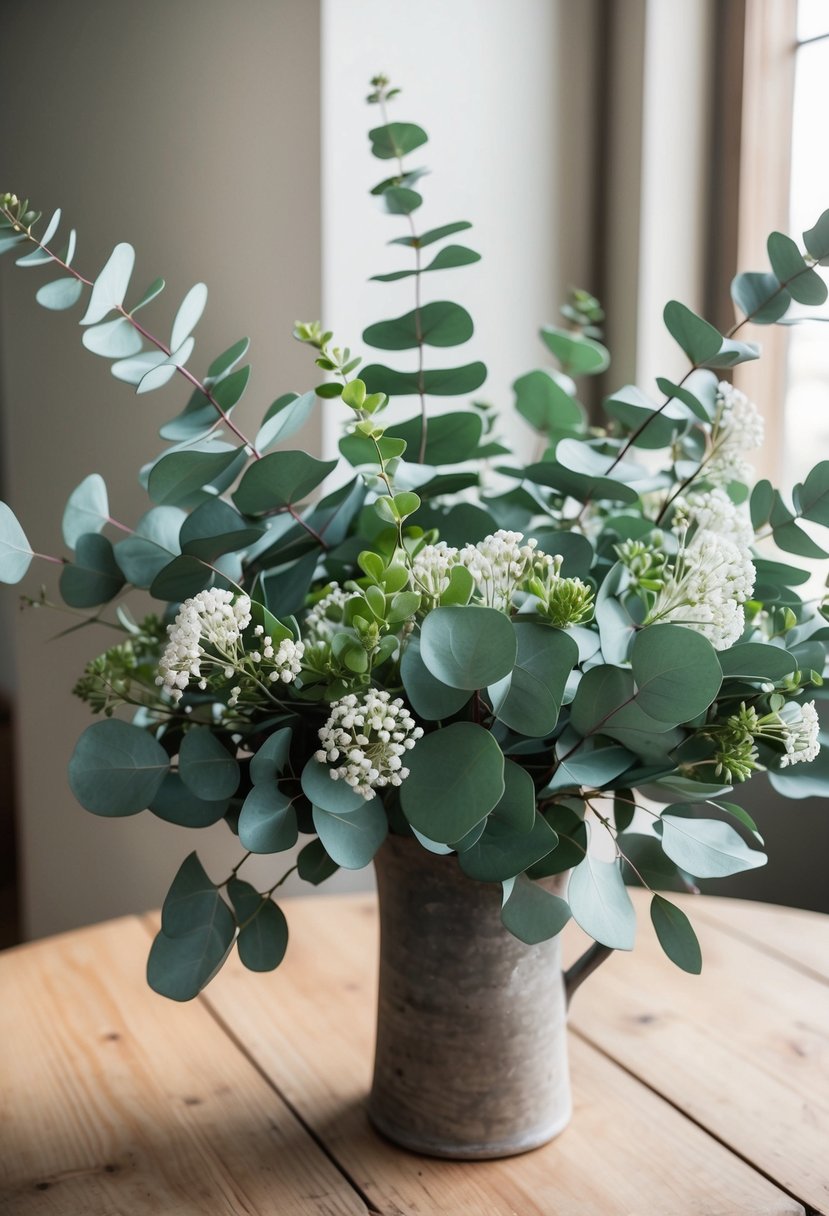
(1, 76, 828, 1018)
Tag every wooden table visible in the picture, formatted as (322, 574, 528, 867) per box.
(1, 889, 827, 1215)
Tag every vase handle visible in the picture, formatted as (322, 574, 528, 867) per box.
(563, 942, 614, 1006)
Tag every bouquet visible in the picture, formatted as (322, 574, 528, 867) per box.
(1, 76, 827, 1000)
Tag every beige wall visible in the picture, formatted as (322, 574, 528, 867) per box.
(0, 0, 326, 937)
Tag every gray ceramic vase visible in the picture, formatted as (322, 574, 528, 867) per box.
(368, 832, 598, 1160)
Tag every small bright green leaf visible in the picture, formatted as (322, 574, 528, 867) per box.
(69, 719, 169, 815)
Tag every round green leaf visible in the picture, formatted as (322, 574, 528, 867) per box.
(238, 785, 298, 854)
(420, 605, 517, 690)
(369, 121, 429, 159)
(767, 231, 827, 305)
(659, 809, 767, 878)
(178, 728, 240, 801)
(147, 910, 234, 1001)
(59, 534, 125, 608)
(0, 501, 33, 584)
(500, 874, 571, 944)
(718, 644, 797, 681)
(400, 637, 471, 721)
(62, 474, 109, 548)
(233, 451, 337, 515)
(400, 721, 505, 843)
(361, 362, 487, 398)
(460, 769, 558, 883)
(297, 838, 339, 885)
(82, 317, 143, 358)
(301, 756, 370, 814)
(539, 326, 609, 376)
(513, 369, 586, 436)
(631, 624, 722, 724)
(488, 623, 578, 736)
(36, 277, 84, 310)
(148, 446, 247, 508)
(650, 894, 702, 974)
(69, 719, 169, 816)
(730, 272, 791, 324)
(228, 878, 289, 972)
(363, 301, 474, 350)
(567, 853, 636, 950)
(149, 773, 229, 828)
(312, 801, 388, 869)
(250, 729, 292, 785)
(256, 390, 317, 452)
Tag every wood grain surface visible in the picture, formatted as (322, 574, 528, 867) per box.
(2, 888, 825, 1215)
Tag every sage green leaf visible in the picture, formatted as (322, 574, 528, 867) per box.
(228, 878, 289, 971)
(718, 643, 797, 681)
(370, 244, 480, 282)
(798, 460, 829, 526)
(234, 451, 336, 515)
(301, 756, 369, 814)
(161, 852, 224, 936)
(420, 605, 517, 690)
(655, 376, 712, 421)
(161, 365, 251, 442)
(256, 391, 316, 451)
(148, 554, 212, 601)
(238, 785, 298, 853)
(513, 370, 585, 435)
(131, 276, 165, 313)
(540, 326, 609, 376)
(731, 272, 791, 324)
(631, 625, 722, 723)
(59, 533, 124, 607)
(171, 282, 207, 349)
(62, 474, 109, 548)
(369, 121, 428, 158)
(400, 636, 471, 721)
(312, 801, 388, 869)
(501, 874, 571, 944)
(400, 721, 505, 843)
(709, 801, 764, 845)
(0, 502, 33, 584)
(259, 550, 319, 618)
(568, 854, 636, 949)
(650, 894, 702, 974)
(179, 499, 264, 561)
(803, 208, 829, 264)
(618, 833, 692, 892)
(604, 385, 691, 448)
(149, 863, 235, 1002)
(205, 337, 249, 381)
(179, 728, 240, 800)
(38, 208, 62, 245)
(250, 728, 292, 785)
(149, 772, 228, 828)
(569, 665, 673, 747)
(111, 348, 167, 385)
(148, 446, 246, 508)
(343, 410, 482, 467)
(390, 220, 471, 248)
(69, 719, 169, 815)
(767, 231, 827, 305)
(546, 735, 633, 793)
(115, 535, 176, 588)
(659, 809, 767, 877)
(488, 623, 578, 737)
(35, 277, 84, 310)
(361, 362, 487, 398)
(297, 838, 339, 885)
(663, 300, 723, 364)
(80, 241, 135, 325)
(363, 302, 473, 350)
(81, 317, 143, 358)
(460, 766, 558, 882)
(769, 737, 829, 798)
(137, 336, 195, 394)
(529, 801, 588, 877)
(381, 187, 423, 215)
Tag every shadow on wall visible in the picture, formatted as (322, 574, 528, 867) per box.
(698, 779, 829, 914)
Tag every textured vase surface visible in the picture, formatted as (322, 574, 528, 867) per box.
(369, 832, 571, 1159)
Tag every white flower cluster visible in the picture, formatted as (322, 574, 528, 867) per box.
(315, 690, 424, 799)
(674, 487, 755, 549)
(650, 530, 756, 650)
(158, 589, 252, 703)
(304, 584, 349, 643)
(459, 530, 545, 612)
(251, 624, 305, 685)
(778, 700, 821, 767)
(409, 541, 459, 607)
(707, 381, 764, 487)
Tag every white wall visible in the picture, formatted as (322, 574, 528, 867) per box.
(1, 0, 600, 937)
